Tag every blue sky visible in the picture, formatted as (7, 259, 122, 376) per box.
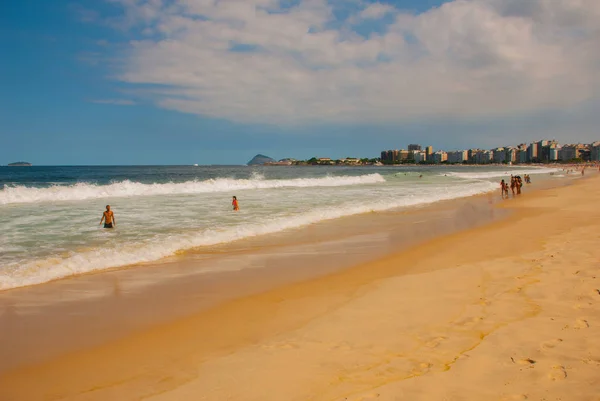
(1, 0, 599, 165)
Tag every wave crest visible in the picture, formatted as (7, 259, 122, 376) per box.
(444, 168, 559, 180)
(0, 174, 386, 205)
(0, 180, 497, 290)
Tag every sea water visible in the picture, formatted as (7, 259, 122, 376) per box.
(0, 165, 561, 290)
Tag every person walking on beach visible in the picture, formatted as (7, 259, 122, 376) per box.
(232, 196, 239, 211)
(510, 176, 516, 196)
(100, 205, 116, 228)
(500, 179, 507, 199)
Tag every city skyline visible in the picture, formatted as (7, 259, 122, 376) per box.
(380, 139, 600, 165)
(5, 138, 600, 166)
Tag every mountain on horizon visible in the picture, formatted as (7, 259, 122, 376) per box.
(247, 154, 275, 165)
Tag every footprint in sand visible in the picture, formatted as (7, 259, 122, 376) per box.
(261, 342, 299, 350)
(540, 338, 563, 350)
(329, 343, 353, 351)
(573, 319, 590, 329)
(478, 298, 491, 306)
(548, 365, 567, 381)
(410, 362, 433, 375)
(454, 316, 484, 328)
(516, 358, 536, 366)
(424, 336, 447, 348)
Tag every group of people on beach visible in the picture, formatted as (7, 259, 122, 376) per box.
(500, 175, 529, 199)
(99, 196, 240, 229)
(561, 168, 586, 175)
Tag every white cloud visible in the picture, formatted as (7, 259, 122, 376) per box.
(97, 0, 600, 127)
(90, 99, 137, 106)
(359, 3, 396, 20)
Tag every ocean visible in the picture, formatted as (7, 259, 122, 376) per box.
(0, 165, 562, 290)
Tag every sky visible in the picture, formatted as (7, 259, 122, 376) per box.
(1, 0, 599, 165)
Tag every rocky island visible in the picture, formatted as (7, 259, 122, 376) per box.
(8, 161, 32, 166)
(247, 154, 275, 166)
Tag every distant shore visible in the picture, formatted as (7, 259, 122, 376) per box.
(6, 162, 32, 166)
(260, 162, 598, 168)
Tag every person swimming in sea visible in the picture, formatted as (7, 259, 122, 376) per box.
(100, 205, 116, 228)
(232, 196, 239, 211)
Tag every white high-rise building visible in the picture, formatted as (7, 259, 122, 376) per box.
(431, 151, 448, 164)
(413, 151, 427, 163)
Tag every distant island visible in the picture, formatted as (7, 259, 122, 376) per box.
(247, 154, 275, 165)
(8, 162, 32, 166)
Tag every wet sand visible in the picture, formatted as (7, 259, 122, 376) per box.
(2, 174, 598, 400)
(0, 187, 510, 373)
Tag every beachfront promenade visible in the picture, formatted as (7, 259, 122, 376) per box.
(1, 175, 600, 401)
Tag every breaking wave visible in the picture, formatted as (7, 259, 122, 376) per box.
(1, 180, 497, 290)
(443, 167, 560, 180)
(0, 174, 386, 205)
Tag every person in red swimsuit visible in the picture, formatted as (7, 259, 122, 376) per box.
(232, 196, 239, 211)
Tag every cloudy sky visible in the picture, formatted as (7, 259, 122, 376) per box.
(2, 0, 599, 165)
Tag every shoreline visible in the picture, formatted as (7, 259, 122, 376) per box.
(0, 166, 566, 293)
(1, 173, 597, 401)
(0, 180, 516, 373)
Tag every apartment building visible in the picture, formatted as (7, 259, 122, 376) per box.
(447, 150, 468, 163)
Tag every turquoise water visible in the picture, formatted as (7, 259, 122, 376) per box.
(0, 165, 562, 290)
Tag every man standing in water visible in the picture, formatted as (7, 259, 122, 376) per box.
(100, 205, 116, 228)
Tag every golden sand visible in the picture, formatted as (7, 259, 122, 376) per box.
(1, 174, 599, 401)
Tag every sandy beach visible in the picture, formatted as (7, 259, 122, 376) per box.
(1, 173, 599, 401)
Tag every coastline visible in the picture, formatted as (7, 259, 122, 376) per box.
(0, 165, 565, 292)
(0, 180, 513, 373)
(1, 173, 598, 400)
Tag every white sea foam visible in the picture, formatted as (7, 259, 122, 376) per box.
(0, 174, 386, 205)
(0, 180, 497, 290)
(444, 167, 559, 180)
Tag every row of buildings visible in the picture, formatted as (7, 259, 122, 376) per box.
(381, 141, 600, 165)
